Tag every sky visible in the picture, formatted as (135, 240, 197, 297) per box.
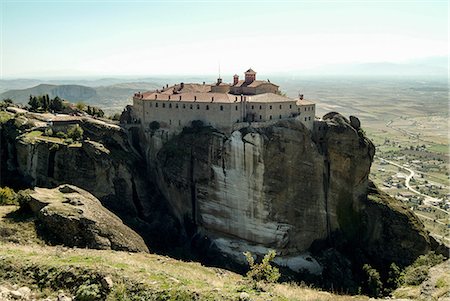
(0, 0, 448, 78)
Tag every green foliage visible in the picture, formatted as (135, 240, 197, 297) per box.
(75, 283, 101, 301)
(244, 250, 280, 284)
(386, 263, 402, 291)
(149, 121, 160, 131)
(362, 264, 383, 297)
(64, 138, 74, 145)
(28, 95, 65, 112)
(401, 252, 445, 285)
(56, 131, 67, 139)
(0, 187, 18, 206)
(86, 105, 105, 118)
(16, 189, 32, 208)
(43, 128, 53, 137)
(76, 102, 86, 111)
(67, 124, 83, 141)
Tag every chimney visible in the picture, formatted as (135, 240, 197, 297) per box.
(233, 74, 239, 85)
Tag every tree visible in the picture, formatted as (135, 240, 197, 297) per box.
(67, 124, 83, 141)
(49, 96, 63, 112)
(28, 95, 41, 111)
(362, 264, 383, 297)
(2, 98, 13, 104)
(243, 250, 280, 284)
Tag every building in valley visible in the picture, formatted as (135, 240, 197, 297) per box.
(131, 69, 315, 131)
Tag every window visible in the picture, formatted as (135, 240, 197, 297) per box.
(169, 103, 172, 108)
(176, 104, 179, 108)
(162, 103, 165, 108)
(269, 105, 272, 110)
(279, 105, 282, 109)
(206, 105, 209, 110)
(190, 104, 193, 109)
(183, 104, 186, 109)
(197, 104, 200, 110)
(169, 120, 172, 125)
(155, 103, 158, 107)
(269, 115, 272, 120)
(235, 106, 238, 111)
(305, 117, 307, 121)
(220, 105, 223, 111)
(309, 117, 311, 121)
(259, 115, 262, 120)
(279, 115, 282, 119)
(259, 105, 262, 109)
(251, 105, 254, 109)
(289, 105, 292, 109)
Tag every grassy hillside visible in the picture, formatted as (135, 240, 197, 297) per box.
(0, 205, 370, 301)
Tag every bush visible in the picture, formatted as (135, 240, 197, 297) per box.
(43, 128, 53, 137)
(67, 124, 83, 141)
(0, 187, 17, 205)
(149, 121, 160, 131)
(386, 263, 402, 292)
(64, 138, 74, 145)
(362, 264, 383, 297)
(401, 252, 445, 286)
(244, 250, 280, 284)
(56, 131, 67, 139)
(75, 283, 101, 301)
(16, 189, 32, 208)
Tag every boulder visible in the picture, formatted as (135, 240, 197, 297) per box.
(27, 184, 149, 253)
(349, 115, 361, 130)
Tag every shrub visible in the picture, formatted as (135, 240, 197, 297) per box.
(401, 252, 445, 286)
(149, 121, 160, 131)
(362, 264, 383, 297)
(75, 283, 101, 301)
(56, 131, 67, 139)
(43, 128, 53, 137)
(244, 250, 280, 284)
(64, 138, 74, 145)
(386, 263, 402, 291)
(67, 124, 83, 141)
(16, 189, 32, 208)
(0, 187, 17, 205)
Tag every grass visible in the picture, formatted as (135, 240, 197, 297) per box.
(0, 206, 370, 301)
(0, 111, 13, 124)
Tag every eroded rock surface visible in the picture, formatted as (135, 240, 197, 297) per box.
(27, 184, 149, 253)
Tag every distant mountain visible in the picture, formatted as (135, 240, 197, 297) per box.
(0, 82, 162, 114)
(301, 56, 448, 77)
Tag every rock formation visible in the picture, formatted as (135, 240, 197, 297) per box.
(0, 110, 445, 288)
(26, 184, 149, 253)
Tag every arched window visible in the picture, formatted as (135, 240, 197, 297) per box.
(169, 103, 172, 108)
(269, 115, 272, 120)
(206, 105, 209, 110)
(279, 105, 282, 109)
(279, 115, 282, 119)
(235, 106, 238, 111)
(220, 105, 223, 111)
(155, 103, 158, 107)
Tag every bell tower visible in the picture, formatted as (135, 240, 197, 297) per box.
(244, 68, 256, 84)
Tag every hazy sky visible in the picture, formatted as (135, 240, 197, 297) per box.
(1, 0, 448, 78)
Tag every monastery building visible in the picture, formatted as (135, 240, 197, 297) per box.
(132, 69, 315, 131)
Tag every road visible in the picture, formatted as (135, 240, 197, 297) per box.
(376, 156, 449, 216)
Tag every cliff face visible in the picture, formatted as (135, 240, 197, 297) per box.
(150, 115, 380, 270)
(1, 111, 441, 280)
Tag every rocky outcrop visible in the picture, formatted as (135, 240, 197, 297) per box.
(1, 110, 444, 283)
(27, 184, 149, 253)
